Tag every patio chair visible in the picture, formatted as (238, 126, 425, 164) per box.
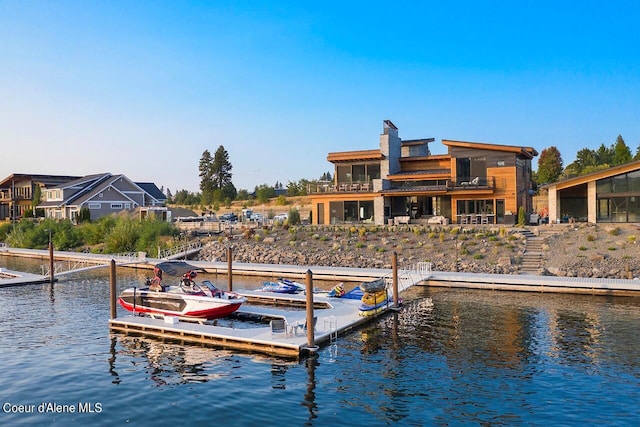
(270, 318, 289, 337)
(293, 316, 317, 336)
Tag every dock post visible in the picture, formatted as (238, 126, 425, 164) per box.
(392, 251, 399, 309)
(305, 270, 316, 350)
(227, 245, 233, 292)
(109, 259, 117, 319)
(48, 239, 54, 284)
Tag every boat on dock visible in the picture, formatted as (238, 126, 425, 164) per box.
(118, 261, 246, 319)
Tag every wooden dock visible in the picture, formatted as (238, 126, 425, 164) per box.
(0, 268, 51, 287)
(109, 291, 395, 359)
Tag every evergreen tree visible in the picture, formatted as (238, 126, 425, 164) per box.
(595, 143, 614, 166)
(573, 148, 597, 174)
(536, 146, 563, 184)
(198, 150, 215, 203)
(634, 143, 640, 161)
(212, 146, 233, 192)
(612, 135, 632, 165)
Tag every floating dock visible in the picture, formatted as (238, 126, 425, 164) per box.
(0, 268, 51, 288)
(109, 290, 400, 359)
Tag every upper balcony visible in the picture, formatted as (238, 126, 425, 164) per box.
(0, 189, 32, 201)
(308, 176, 496, 195)
(308, 181, 374, 194)
(450, 176, 495, 190)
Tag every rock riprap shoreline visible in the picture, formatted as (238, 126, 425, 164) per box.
(196, 223, 640, 280)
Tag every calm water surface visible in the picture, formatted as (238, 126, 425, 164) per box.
(1, 257, 639, 426)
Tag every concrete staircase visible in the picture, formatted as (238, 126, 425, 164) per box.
(519, 228, 544, 274)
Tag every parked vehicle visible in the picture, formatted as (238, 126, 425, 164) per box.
(273, 213, 288, 222)
(250, 213, 263, 222)
(219, 212, 238, 223)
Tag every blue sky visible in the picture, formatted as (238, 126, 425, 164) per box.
(1, 1, 639, 193)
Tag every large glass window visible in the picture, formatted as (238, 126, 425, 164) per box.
(456, 157, 486, 181)
(612, 174, 628, 193)
(629, 170, 640, 192)
(597, 178, 612, 193)
(456, 199, 494, 215)
(329, 200, 374, 224)
(337, 165, 351, 184)
(335, 163, 380, 184)
(629, 196, 640, 222)
(368, 164, 380, 180)
(352, 165, 366, 182)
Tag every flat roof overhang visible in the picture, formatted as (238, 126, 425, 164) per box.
(327, 149, 383, 163)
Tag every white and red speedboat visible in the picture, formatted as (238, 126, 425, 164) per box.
(118, 262, 246, 319)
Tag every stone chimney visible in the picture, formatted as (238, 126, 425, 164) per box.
(380, 120, 401, 178)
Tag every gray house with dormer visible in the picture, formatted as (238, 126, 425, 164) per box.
(38, 173, 166, 222)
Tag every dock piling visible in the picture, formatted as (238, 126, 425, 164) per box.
(227, 246, 233, 292)
(109, 259, 117, 319)
(48, 239, 54, 285)
(305, 270, 316, 350)
(392, 251, 399, 308)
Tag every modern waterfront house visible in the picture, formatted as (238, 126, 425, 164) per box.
(309, 120, 538, 226)
(540, 159, 640, 224)
(0, 173, 81, 221)
(37, 173, 166, 222)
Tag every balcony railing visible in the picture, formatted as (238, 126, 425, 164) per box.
(307, 177, 496, 194)
(308, 182, 373, 194)
(450, 176, 494, 189)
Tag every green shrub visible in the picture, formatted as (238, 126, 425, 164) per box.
(609, 227, 621, 236)
(517, 206, 526, 226)
(473, 254, 484, 259)
(586, 234, 595, 242)
(288, 208, 301, 225)
(104, 219, 141, 253)
(578, 246, 587, 251)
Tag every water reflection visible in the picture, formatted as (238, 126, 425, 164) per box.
(112, 334, 234, 386)
(346, 289, 640, 424)
(302, 355, 318, 423)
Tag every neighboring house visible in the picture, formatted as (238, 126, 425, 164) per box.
(0, 173, 80, 220)
(309, 120, 538, 226)
(38, 173, 166, 222)
(540, 160, 640, 224)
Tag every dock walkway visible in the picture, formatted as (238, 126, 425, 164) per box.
(109, 292, 384, 359)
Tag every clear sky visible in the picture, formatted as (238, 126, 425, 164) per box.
(1, 1, 639, 193)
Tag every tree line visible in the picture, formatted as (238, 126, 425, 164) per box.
(534, 135, 640, 185)
(166, 145, 332, 207)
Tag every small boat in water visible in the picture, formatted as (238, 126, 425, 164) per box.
(118, 261, 246, 319)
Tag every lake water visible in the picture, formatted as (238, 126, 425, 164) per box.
(1, 257, 639, 426)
